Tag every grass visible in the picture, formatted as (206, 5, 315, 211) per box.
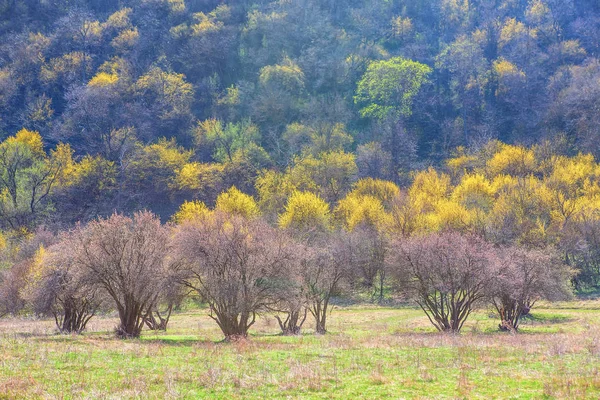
(1, 302, 600, 399)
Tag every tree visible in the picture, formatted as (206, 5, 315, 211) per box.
(214, 186, 260, 218)
(0, 228, 56, 318)
(288, 150, 358, 204)
(489, 246, 573, 332)
(344, 224, 388, 301)
(29, 242, 103, 334)
(270, 244, 308, 335)
(301, 233, 352, 334)
(389, 232, 496, 333)
(279, 191, 331, 238)
(0, 129, 66, 231)
(134, 66, 194, 139)
(356, 142, 393, 181)
(173, 213, 295, 340)
(51, 212, 171, 338)
(355, 57, 432, 120)
(193, 119, 261, 164)
(123, 138, 192, 214)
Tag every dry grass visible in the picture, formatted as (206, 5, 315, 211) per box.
(1, 302, 600, 398)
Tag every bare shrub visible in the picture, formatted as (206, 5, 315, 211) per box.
(143, 276, 185, 331)
(489, 246, 574, 331)
(389, 232, 496, 333)
(302, 233, 353, 334)
(271, 270, 307, 335)
(30, 250, 103, 334)
(50, 211, 171, 338)
(346, 225, 388, 301)
(173, 213, 296, 340)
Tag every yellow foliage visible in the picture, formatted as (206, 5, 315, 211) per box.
(175, 162, 223, 191)
(144, 139, 192, 168)
(447, 153, 477, 176)
(490, 174, 518, 193)
(192, 12, 223, 34)
(336, 194, 389, 231)
(168, 0, 186, 13)
(526, 0, 550, 24)
(259, 57, 305, 92)
(288, 150, 357, 203)
(172, 200, 210, 224)
(218, 86, 240, 106)
(88, 72, 119, 87)
(19, 245, 47, 302)
(350, 178, 400, 208)
(409, 168, 451, 212)
(488, 176, 554, 236)
(549, 154, 600, 194)
(387, 196, 424, 237)
(499, 18, 529, 47)
(256, 170, 296, 216)
(279, 191, 331, 232)
(50, 143, 74, 184)
(391, 16, 413, 38)
(105, 8, 132, 30)
(424, 199, 471, 233)
(136, 68, 194, 117)
(452, 174, 495, 210)
(8, 128, 45, 158)
(486, 143, 536, 177)
(111, 28, 139, 50)
(493, 58, 523, 77)
(215, 186, 260, 218)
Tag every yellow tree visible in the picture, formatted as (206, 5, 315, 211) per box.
(215, 186, 260, 219)
(279, 191, 331, 238)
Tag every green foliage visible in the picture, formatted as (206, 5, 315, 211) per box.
(355, 57, 432, 120)
(194, 119, 261, 163)
(0, 129, 66, 230)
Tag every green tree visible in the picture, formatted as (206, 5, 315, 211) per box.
(0, 129, 66, 231)
(355, 57, 432, 120)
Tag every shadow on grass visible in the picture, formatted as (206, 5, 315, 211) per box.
(519, 312, 573, 325)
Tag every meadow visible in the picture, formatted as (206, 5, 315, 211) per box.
(2, 302, 600, 399)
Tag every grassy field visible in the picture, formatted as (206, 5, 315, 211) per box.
(1, 302, 600, 399)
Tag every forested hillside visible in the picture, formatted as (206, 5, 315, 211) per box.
(1, 0, 599, 222)
(2, 0, 600, 318)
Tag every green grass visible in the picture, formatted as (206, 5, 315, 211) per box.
(2, 302, 600, 399)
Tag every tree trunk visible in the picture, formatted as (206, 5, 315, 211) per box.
(210, 305, 255, 341)
(116, 300, 145, 338)
(311, 299, 329, 334)
(54, 297, 95, 334)
(275, 308, 307, 335)
(143, 304, 173, 331)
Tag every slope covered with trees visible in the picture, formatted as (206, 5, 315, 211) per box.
(0, 0, 599, 224)
(1, 0, 600, 335)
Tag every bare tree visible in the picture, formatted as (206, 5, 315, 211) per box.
(56, 212, 171, 338)
(489, 246, 574, 332)
(301, 233, 352, 334)
(142, 275, 185, 331)
(173, 213, 296, 340)
(346, 225, 388, 301)
(29, 257, 103, 334)
(271, 283, 308, 335)
(389, 232, 496, 333)
(269, 251, 308, 335)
